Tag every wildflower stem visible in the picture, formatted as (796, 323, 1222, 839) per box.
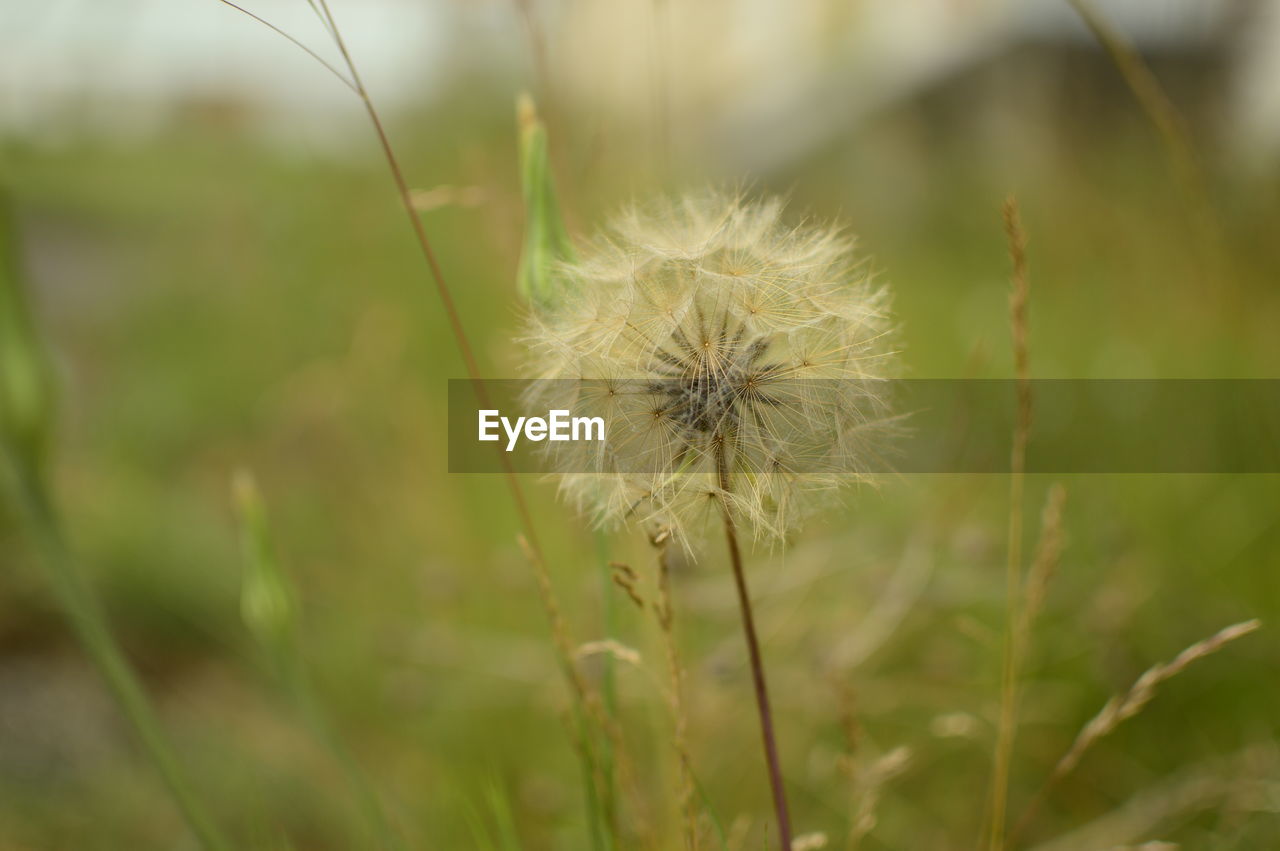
(716, 439, 792, 850)
(3, 459, 229, 851)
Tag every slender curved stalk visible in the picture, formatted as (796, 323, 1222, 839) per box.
(987, 197, 1031, 851)
(211, 1, 605, 830)
(3, 458, 229, 851)
(594, 530, 620, 840)
(653, 535, 697, 850)
(715, 439, 792, 849)
(305, 7, 619, 845)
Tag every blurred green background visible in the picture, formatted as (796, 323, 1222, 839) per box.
(2, 1, 1279, 849)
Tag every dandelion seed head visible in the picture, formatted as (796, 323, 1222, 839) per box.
(524, 190, 897, 547)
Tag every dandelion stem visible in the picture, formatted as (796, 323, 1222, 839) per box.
(716, 438, 792, 850)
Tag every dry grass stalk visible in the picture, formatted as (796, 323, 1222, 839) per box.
(1017, 484, 1067, 650)
(518, 534, 620, 844)
(1064, 0, 1221, 258)
(580, 561, 682, 851)
(1065, 0, 1201, 199)
(847, 747, 911, 850)
(1051, 619, 1261, 781)
(835, 682, 909, 851)
(988, 195, 1032, 851)
(1065, 0, 1233, 306)
(610, 561, 648, 610)
(1005, 198, 1032, 414)
(212, 6, 603, 834)
(1012, 620, 1263, 844)
(651, 531, 699, 850)
(517, 535, 594, 707)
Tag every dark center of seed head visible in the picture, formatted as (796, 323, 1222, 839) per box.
(656, 328, 778, 435)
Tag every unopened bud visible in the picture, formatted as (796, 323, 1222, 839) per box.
(515, 93, 576, 308)
(232, 469, 297, 653)
(0, 193, 55, 477)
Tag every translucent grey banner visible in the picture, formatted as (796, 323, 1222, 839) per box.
(447, 380, 1280, 474)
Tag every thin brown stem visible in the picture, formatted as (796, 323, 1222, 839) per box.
(1063, 0, 1202, 204)
(716, 438, 792, 850)
(214, 3, 615, 846)
(214, 1, 357, 92)
(301, 1, 571, 668)
(1064, 0, 1227, 299)
(313, 0, 480, 381)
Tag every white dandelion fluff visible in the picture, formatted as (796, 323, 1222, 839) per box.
(524, 190, 897, 546)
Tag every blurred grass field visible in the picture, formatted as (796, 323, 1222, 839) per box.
(2, 36, 1280, 850)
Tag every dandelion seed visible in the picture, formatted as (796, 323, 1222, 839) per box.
(524, 190, 897, 547)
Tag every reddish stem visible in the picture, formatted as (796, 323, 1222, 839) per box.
(717, 439, 792, 849)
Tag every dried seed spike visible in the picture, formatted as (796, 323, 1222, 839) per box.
(608, 568, 646, 610)
(608, 561, 637, 582)
(1019, 484, 1068, 644)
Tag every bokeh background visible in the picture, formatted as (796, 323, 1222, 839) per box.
(2, 0, 1279, 848)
